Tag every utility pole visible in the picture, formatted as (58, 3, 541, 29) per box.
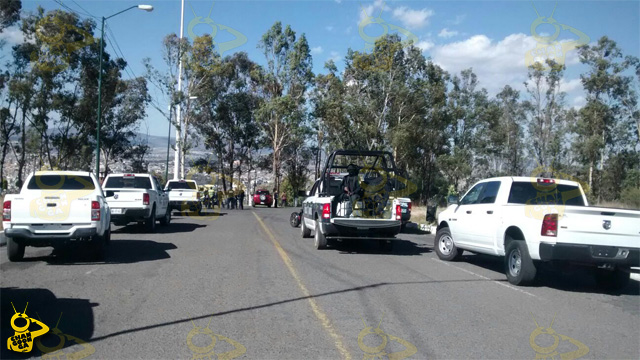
(174, 0, 185, 180)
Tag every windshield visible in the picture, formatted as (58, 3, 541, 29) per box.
(508, 182, 585, 206)
(166, 181, 197, 190)
(27, 175, 95, 190)
(104, 176, 152, 189)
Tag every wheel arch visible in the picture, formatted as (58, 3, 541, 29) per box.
(437, 221, 449, 231)
(504, 226, 525, 249)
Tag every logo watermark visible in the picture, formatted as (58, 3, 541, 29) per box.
(356, 2, 418, 72)
(529, 313, 589, 360)
(187, 2, 247, 57)
(186, 315, 246, 360)
(358, 313, 417, 360)
(524, 165, 589, 220)
(7, 302, 50, 353)
(36, 312, 95, 360)
(524, 2, 589, 70)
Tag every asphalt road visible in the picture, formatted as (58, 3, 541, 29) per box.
(1, 207, 638, 360)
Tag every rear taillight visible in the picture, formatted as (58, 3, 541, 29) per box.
(91, 201, 101, 221)
(541, 214, 557, 236)
(322, 203, 331, 219)
(408, 202, 412, 211)
(143, 193, 150, 205)
(396, 204, 401, 220)
(3, 201, 11, 221)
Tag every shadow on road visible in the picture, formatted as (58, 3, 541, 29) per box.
(462, 253, 640, 296)
(332, 239, 432, 256)
(85, 277, 495, 344)
(114, 222, 207, 234)
(1, 287, 97, 360)
(399, 222, 431, 235)
(16, 240, 177, 265)
(171, 211, 228, 217)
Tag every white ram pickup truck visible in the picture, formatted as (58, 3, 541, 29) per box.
(435, 176, 640, 289)
(165, 179, 201, 214)
(102, 173, 171, 232)
(2, 171, 111, 261)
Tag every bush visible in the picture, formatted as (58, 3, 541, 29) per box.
(620, 187, 640, 210)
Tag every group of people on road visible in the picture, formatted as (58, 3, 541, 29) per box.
(200, 186, 246, 210)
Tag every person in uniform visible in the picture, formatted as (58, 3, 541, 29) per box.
(238, 189, 245, 210)
(340, 163, 362, 217)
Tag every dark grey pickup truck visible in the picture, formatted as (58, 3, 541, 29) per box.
(300, 150, 408, 251)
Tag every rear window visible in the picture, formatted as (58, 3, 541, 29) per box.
(167, 181, 196, 190)
(508, 181, 585, 206)
(104, 176, 152, 189)
(256, 190, 270, 195)
(27, 175, 96, 190)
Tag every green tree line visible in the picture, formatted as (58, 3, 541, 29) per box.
(2, 3, 639, 208)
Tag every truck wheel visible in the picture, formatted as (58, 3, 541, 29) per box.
(594, 267, 630, 291)
(90, 229, 109, 261)
(505, 238, 537, 286)
(434, 227, 463, 261)
(314, 221, 327, 249)
(301, 216, 311, 238)
(145, 206, 157, 233)
(379, 240, 393, 253)
(160, 207, 171, 226)
(7, 237, 25, 262)
(290, 212, 301, 227)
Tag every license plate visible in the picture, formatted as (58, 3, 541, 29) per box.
(111, 208, 122, 215)
(401, 209, 407, 213)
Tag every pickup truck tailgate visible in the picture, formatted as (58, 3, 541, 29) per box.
(558, 206, 640, 248)
(105, 189, 146, 207)
(168, 190, 198, 201)
(11, 189, 93, 224)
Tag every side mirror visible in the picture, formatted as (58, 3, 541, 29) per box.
(106, 190, 114, 198)
(447, 195, 459, 206)
(305, 191, 310, 196)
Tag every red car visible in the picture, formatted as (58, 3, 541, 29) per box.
(252, 189, 273, 207)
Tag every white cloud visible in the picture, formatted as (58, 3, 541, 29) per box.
(359, 0, 390, 23)
(449, 14, 466, 25)
(311, 46, 324, 55)
(391, 6, 434, 29)
(0, 26, 24, 45)
(431, 33, 539, 95)
(571, 95, 586, 109)
(560, 78, 582, 93)
(328, 51, 342, 63)
(416, 40, 434, 52)
(438, 28, 458, 38)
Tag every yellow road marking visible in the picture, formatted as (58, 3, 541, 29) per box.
(253, 212, 351, 360)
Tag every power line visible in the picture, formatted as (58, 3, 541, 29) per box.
(105, 23, 140, 80)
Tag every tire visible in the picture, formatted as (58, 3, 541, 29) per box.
(301, 216, 311, 238)
(314, 221, 327, 249)
(90, 228, 109, 261)
(504, 238, 537, 285)
(160, 207, 171, 226)
(594, 267, 630, 291)
(434, 227, 463, 261)
(290, 212, 301, 227)
(145, 206, 157, 233)
(379, 240, 393, 253)
(7, 237, 25, 262)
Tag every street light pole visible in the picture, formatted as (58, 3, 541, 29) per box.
(164, 104, 172, 183)
(174, 0, 185, 180)
(95, 5, 153, 178)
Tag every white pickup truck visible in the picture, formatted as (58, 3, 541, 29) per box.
(165, 179, 201, 214)
(102, 173, 171, 232)
(435, 176, 640, 289)
(2, 171, 111, 261)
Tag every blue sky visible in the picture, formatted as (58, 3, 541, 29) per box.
(3, 0, 639, 137)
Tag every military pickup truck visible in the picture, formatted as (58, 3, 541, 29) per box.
(301, 150, 407, 251)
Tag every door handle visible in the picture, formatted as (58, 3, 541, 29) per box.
(487, 210, 493, 214)
(466, 210, 472, 214)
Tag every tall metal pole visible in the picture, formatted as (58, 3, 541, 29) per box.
(95, 16, 105, 178)
(164, 105, 172, 183)
(173, 0, 185, 180)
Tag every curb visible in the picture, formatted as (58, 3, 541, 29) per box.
(0, 230, 5, 247)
